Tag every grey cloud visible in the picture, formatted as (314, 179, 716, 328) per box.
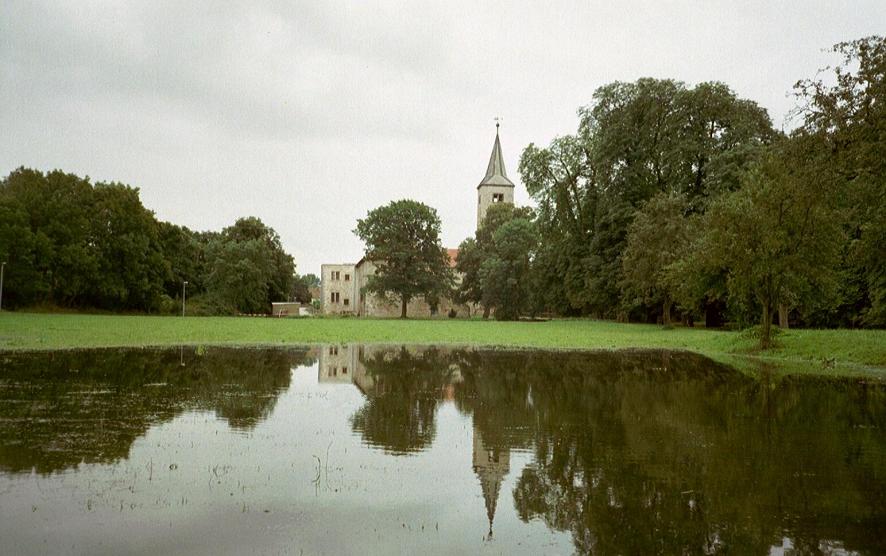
(2, 1, 884, 274)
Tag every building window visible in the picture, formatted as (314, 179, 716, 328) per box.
(331, 292, 340, 303)
(343, 298, 349, 306)
(332, 271, 340, 281)
(344, 273, 350, 281)
(492, 193, 504, 203)
(328, 346, 338, 356)
(342, 367, 348, 375)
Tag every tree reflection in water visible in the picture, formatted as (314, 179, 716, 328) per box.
(2, 345, 883, 554)
(342, 346, 886, 555)
(0, 347, 314, 474)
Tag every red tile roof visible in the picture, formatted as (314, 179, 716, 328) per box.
(446, 248, 459, 268)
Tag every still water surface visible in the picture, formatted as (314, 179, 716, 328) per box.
(0, 346, 884, 555)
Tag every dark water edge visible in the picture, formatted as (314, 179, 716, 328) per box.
(1, 345, 884, 555)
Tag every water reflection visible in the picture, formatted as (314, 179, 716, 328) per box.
(0, 345, 883, 554)
(320, 345, 886, 554)
(0, 347, 314, 474)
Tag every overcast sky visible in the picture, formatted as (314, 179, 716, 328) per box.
(2, 1, 884, 275)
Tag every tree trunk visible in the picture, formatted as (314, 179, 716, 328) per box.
(760, 302, 773, 350)
(400, 297, 408, 319)
(778, 303, 789, 329)
(662, 299, 672, 325)
(482, 305, 490, 320)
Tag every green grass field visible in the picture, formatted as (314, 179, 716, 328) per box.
(1, 312, 883, 377)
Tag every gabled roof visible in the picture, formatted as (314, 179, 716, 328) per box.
(478, 125, 515, 189)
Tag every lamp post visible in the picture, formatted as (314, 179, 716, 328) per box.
(182, 281, 188, 317)
(0, 262, 5, 312)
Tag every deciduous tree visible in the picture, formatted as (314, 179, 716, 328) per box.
(697, 144, 843, 348)
(354, 200, 452, 318)
(620, 192, 691, 324)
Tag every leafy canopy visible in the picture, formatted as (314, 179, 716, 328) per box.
(354, 199, 452, 317)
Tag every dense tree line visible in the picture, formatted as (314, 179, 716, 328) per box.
(455, 36, 884, 347)
(0, 168, 301, 314)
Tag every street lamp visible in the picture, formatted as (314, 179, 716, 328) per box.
(0, 262, 5, 312)
(182, 280, 188, 317)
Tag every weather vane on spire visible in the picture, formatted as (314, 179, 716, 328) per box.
(493, 116, 502, 131)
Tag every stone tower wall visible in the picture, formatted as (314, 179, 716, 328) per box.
(477, 185, 515, 230)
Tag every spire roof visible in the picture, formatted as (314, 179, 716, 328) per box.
(478, 467, 502, 539)
(478, 124, 515, 188)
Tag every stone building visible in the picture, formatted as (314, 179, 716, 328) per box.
(321, 125, 515, 317)
(319, 263, 356, 315)
(317, 344, 355, 383)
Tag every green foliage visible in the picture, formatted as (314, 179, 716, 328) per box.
(694, 144, 844, 348)
(521, 78, 775, 317)
(157, 222, 206, 299)
(0, 168, 296, 315)
(479, 218, 537, 320)
(793, 35, 886, 326)
(354, 199, 453, 318)
(620, 192, 691, 323)
(290, 273, 319, 303)
(89, 182, 166, 310)
(457, 203, 536, 319)
(205, 217, 295, 314)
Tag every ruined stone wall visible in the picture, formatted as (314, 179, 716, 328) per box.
(354, 259, 473, 318)
(320, 263, 357, 315)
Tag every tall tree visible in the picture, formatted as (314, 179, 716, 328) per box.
(620, 192, 691, 324)
(157, 221, 206, 300)
(89, 182, 166, 310)
(0, 195, 49, 307)
(792, 35, 886, 326)
(695, 143, 843, 348)
(457, 203, 535, 319)
(354, 200, 452, 318)
(518, 136, 597, 314)
(478, 217, 537, 320)
(521, 79, 774, 317)
(0, 168, 98, 306)
(220, 217, 294, 304)
(205, 217, 295, 314)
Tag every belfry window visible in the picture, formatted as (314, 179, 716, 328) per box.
(492, 193, 504, 203)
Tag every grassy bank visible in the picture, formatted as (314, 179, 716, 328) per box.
(0, 312, 883, 377)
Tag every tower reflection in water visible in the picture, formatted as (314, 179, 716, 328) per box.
(316, 344, 886, 555)
(318, 344, 511, 537)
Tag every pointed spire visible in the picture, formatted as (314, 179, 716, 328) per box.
(478, 123, 515, 188)
(473, 425, 510, 541)
(478, 468, 502, 539)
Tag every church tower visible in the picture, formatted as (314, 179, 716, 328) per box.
(477, 123, 515, 230)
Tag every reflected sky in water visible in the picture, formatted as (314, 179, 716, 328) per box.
(0, 346, 884, 555)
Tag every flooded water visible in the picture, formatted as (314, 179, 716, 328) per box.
(0, 346, 884, 555)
